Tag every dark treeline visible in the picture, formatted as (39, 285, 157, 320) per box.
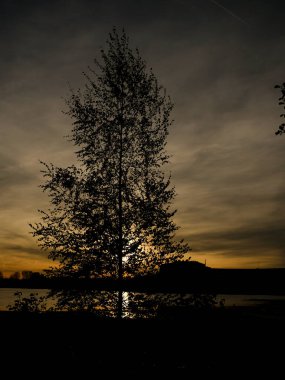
(1, 268, 285, 294)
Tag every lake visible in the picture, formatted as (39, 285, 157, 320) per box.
(1, 288, 285, 312)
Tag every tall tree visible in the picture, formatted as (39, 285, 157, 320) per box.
(275, 83, 285, 135)
(31, 29, 189, 314)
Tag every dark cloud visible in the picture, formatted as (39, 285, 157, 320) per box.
(0, 152, 34, 189)
(191, 225, 285, 252)
(0, 244, 42, 256)
(1, 0, 285, 271)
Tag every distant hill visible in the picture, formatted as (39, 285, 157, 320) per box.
(157, 263, 285, 294)
(160, 260, 210, 275)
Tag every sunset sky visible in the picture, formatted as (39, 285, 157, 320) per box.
(1, 0, 285, 275)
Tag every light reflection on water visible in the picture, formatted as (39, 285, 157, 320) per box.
(1, 288, 285, 313)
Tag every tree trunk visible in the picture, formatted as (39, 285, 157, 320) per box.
(117, 289, 123, 319)
(117, 117, 123, 319)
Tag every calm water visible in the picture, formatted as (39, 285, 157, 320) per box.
(1, 288, 285, 312)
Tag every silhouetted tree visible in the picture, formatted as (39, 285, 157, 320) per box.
(30, 29, 189, 316)
(9, 271, 21, 280)
(275, 83, 285, 135)
(22, 271, 33, 280)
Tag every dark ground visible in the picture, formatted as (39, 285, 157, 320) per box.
(1, 303, 285, 377)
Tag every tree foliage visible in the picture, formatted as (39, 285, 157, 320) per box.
(275, 83, 285, 135)
(30, 28, 189, 281)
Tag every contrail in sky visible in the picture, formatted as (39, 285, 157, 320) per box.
(209, 0, 249, 26)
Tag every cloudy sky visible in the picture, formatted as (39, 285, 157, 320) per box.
(0, 0, 285, 275)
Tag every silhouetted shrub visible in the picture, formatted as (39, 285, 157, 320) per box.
(8, 291, 47, 312)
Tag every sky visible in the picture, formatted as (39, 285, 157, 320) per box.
(1, 0, 285, 275)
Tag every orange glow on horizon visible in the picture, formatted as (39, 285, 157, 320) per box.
(191, 252, 284, 269)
